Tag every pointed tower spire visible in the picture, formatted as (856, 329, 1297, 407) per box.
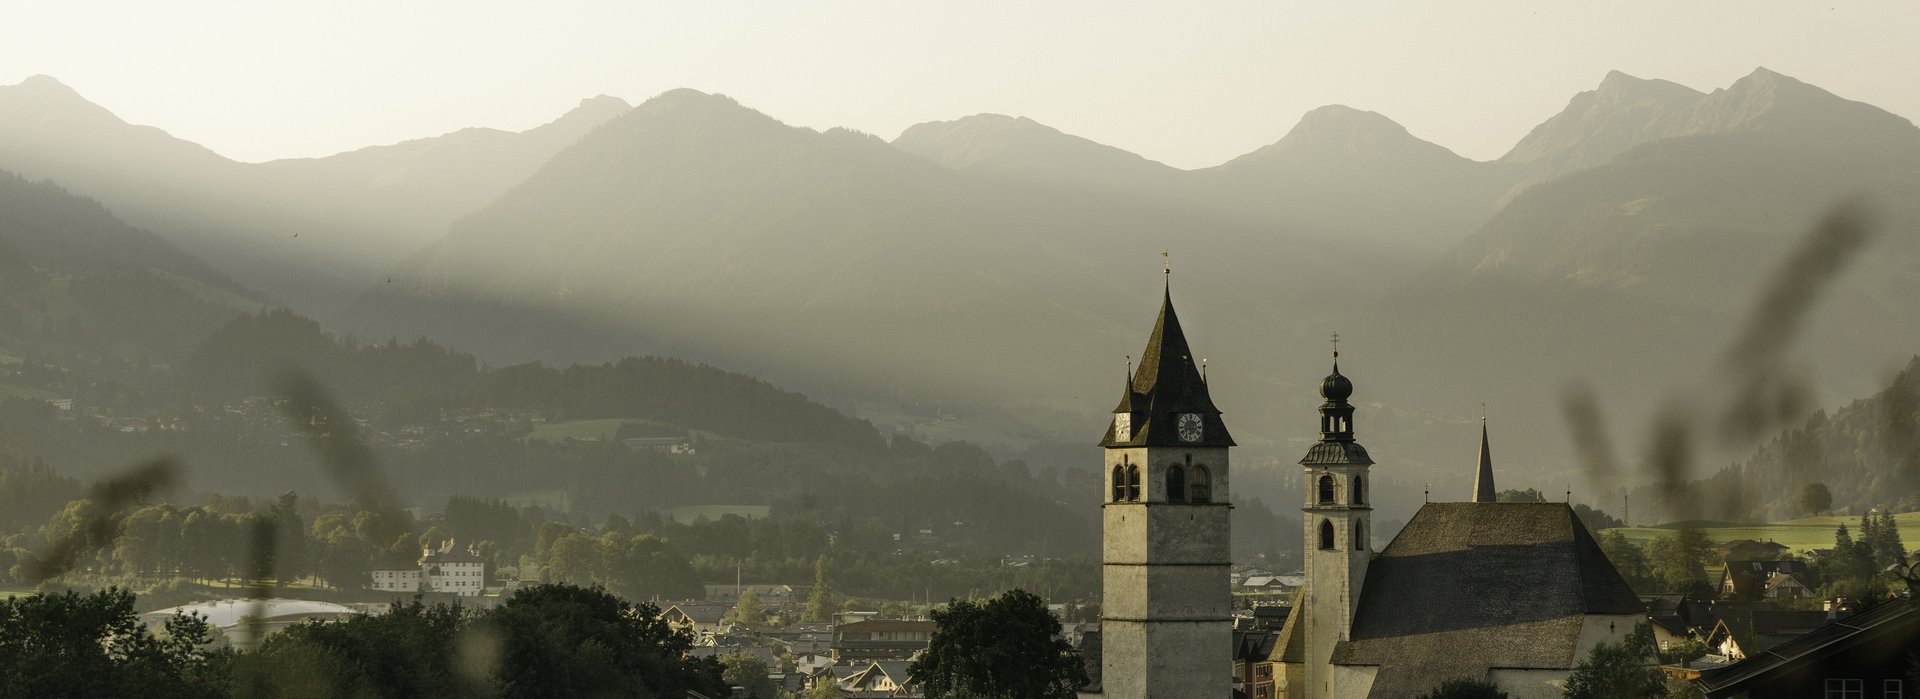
(1473, 414, 1496, 503)
(1100, 280, 1231, 447)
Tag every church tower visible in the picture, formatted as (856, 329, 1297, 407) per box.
(1098, 283, 1233, 699)
(1299, 346, 1373, 698)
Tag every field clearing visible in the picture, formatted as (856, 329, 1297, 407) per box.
(521, 418, 635, 444)
(0, 382, 60, 400)
(661, 505, 769, 523)
(1604, 512, 1920, 552)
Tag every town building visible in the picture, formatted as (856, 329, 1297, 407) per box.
(1095, 281, 1235, 699)
(1695, 600, 1918, 698)
(830, 619, 935, 664)
(367, 540, 486, 596)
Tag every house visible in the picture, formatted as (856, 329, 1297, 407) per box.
(421, 540, 486, 596)
(1242, 575, 1302, 595)
(703, 583, 794, 604)
(1719, 560, 1809, 600)
(842, 660, 921, 697)
(830, 619, 935, 663)
(1695, 600, 1919, 698)
(1762, 572, 1811, 600)
(1704, 604, 1835, 659)
(664, 604, 731, 638)
(1234, 627, 1283, 699)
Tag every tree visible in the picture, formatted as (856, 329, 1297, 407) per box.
(1415, 678, 1509, 699)
(1798, 482, 1832, 517)
(909, 589, 1087, 699)
(722, 652, 787, 699)
(0, 587, 230, 698)
(727, 586, 766, 627)
(484, 583, 726, 698)
(1648, 527, 1713, 595)
(802, 554, 837, 622)
(1598, 531, 1653, 591)
(1563, 622, 1666, 699)
(803, 681, 847, 699)
(235, 597, 471, 697)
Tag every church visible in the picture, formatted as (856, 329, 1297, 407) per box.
(1085, 284, 1647, 699)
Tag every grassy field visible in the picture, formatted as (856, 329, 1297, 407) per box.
(0, 382, 60, 400)
(521, 418, 636, 444)
(661, 505, 770, 523)
(1604, 512, 1920, 552)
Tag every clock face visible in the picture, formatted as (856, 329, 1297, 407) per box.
(1114, 413, 1131, 439)
(1178, 413, 1203, 442)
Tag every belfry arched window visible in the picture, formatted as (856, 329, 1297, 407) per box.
(1318, 475, 1336, 505)
(1353, 475, 1366, 505)
(1112, 465, 1125, 503)
(1354, 519, 1366, 550)
(1166, 465, 1186, 502)
(1190, 466, 1212, 504)
(1125, 465, 1141, 502)
(1318, 519, 1336, 550)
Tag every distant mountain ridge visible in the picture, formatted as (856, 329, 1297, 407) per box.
(0, 75, 631, 314)
(0, 170, 261, 363)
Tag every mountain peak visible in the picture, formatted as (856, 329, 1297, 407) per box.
(15, 74, 76, 93)
(1221, 104, 1463, 170)
(891, 113, 1172, 181)
(1498, 70, 1705, 169)
(1691, 66, 1918, 146)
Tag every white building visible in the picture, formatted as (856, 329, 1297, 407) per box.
(369, 568, 422, 593)
(367, 540, 486, 596)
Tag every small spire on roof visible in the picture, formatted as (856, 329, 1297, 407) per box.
(1473, 417, 1496, 503)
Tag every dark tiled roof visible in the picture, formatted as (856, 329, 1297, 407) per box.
(1332, 502, 1645, 696)
(1101, 287, 1234, 448)
(1077, 628, 1102, 693)
(1298, 441, 1374, 466)
(1719, 560, 1808, 598)
(1696, 601, 1918, 695)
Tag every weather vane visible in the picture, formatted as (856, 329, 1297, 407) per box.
(1162, 249, 1170, 277)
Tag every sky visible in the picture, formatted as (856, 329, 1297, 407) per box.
(6, 1, 1917, 169)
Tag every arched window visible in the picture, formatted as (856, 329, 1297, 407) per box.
(1318, 475, 1336, 505)
(1126, 465, 1142, 502)
(1318, 519, 1336, 550)
(1352, 475, 1366, 505)
(1354, 519, 1366, 550)
(1166, 465, 1186, 502)
(1190, 466, 1212, 503)
(1112, 465, 1125, 503)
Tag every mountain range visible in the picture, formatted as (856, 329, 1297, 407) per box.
(0, 75, 629, 314)
(2, 68, 1916, 514)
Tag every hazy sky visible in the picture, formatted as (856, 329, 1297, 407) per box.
(7, 2, 1916, 169)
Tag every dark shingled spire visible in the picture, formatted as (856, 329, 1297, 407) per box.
(1101, 286, 1233, 447)
(1473, 420, 1496, 503)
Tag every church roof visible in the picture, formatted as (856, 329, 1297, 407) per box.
(1331, 502, 1644, 695)
(1101, 286, 1234, 447)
